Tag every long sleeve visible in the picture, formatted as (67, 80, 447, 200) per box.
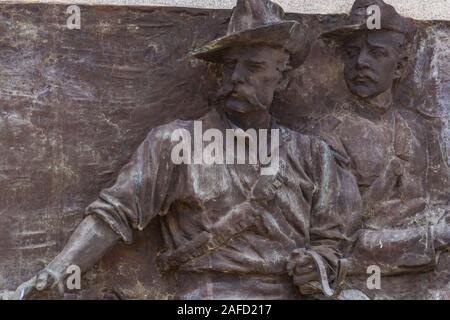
(348, 226, 437, 276)
(308, 138, 354, 269)
(84, 124, 178, 244)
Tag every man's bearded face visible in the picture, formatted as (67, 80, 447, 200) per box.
(219, 45, 289, 113)
(342, 31, 406, 99)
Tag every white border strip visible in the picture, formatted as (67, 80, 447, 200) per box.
(0, 0, 449, 20)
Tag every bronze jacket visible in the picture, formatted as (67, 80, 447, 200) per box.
(85, 109, 356, 283)
(306, 101, 444, 276)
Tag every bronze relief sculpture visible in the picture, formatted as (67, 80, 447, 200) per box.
(314, 0, 432, 228)
(0, 0, 448, 300)
(12, 0, 358, 300)
(305, 0, 450, 279)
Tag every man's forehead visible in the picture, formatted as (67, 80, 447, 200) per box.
(366, 32, 405, 48)
(223, 45, 285, 61)
(344, 31, 404, 48)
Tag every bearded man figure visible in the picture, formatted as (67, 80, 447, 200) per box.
(13, 0, 359, 300)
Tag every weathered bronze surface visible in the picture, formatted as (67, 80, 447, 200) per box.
(0, 0, 449, 299)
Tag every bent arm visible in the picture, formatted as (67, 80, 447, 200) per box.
(289, 139, 355, 295)
(49, 125, 178, 275)
(14, 215, 120, 299)
(15, 126, 178, 299)
(348, 226, 439, 276)
(45, 215, 120, 279)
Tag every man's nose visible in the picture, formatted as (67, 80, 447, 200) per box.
(356, 49, 371, 69)
(231, 63, 246, 85)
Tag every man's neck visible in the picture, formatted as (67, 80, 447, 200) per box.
(223, 108, 272, 131)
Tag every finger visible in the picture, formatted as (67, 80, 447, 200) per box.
(290, 249, 304, 256)
(295, 256, 313, 267)
(295, 263, 316, 276)
(286, 261, 298, 275)
(289, 249, 304, 261)
(288, 257, 314, 276)
(36, 272, 49, 291)
(14, 277, 36, 300)
(18, 286, 33, 300)
(294, 273, 320, 287)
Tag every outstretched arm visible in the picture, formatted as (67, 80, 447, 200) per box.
(15, 215, 119, 299)
(14, 125, 178, 299)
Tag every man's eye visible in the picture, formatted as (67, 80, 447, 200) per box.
(224, 59, 236, 66)
(370, 48, 387, 57)
(223, 60, 236, 71)
(344, 48, 358, 59)
(245, 62, 264, 71)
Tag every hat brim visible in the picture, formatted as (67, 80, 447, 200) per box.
(191, 21, 298, 63)
(320, 23, 411, 46)
(320, 24, 368, 44)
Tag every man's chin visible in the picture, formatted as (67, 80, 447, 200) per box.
(348, 83, 378, 99)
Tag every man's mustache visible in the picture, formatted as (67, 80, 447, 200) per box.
(217, 86, 259, 107)
(351, 71, 378, 83)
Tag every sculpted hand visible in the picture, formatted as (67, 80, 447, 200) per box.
(13, 269, 59, 300)
(287, 249, 321, 294)
(433, 211, 450, 252)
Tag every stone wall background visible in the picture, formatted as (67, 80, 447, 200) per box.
(5, 0, 450, 20)
(0, 4, 448, 299)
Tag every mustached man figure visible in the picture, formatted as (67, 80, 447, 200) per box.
(13, 0, 360, 300)
(303, 0, 450, 280)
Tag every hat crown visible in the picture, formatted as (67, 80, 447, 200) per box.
(348, 0, 396, 24)
(227, 0, 285, 35)
(320, 0, 417, 45)
(191, 0, 312, 70)
(345, 0, 416, 36)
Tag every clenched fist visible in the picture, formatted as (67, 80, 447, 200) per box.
(287, 249, 321, 294)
